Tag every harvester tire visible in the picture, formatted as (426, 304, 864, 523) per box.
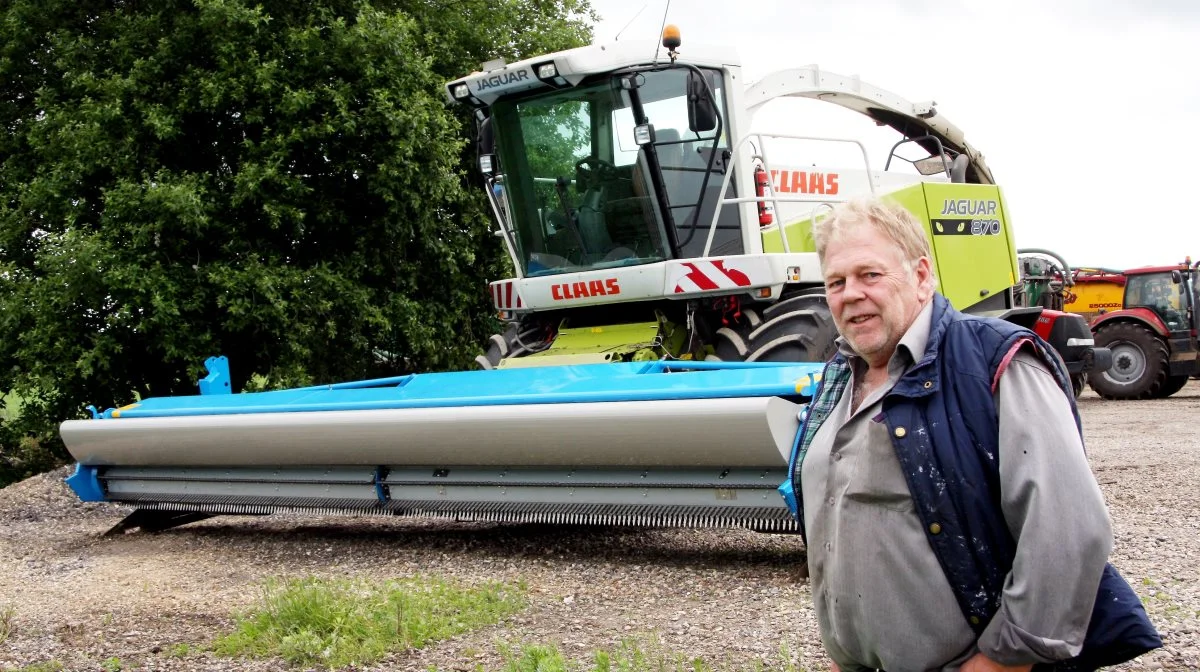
(1088, 322, 1170, 400)
(1156, 375, 1190, 399)
(475, 322, 546, 369)
(709, 293, 838, 363)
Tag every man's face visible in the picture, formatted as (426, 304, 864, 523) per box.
(821, 225, 934, 367)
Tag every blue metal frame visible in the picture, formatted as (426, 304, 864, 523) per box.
(198, 356, 232, 395)
(65, 463, 105, 502)
(93, 360, 824, 419)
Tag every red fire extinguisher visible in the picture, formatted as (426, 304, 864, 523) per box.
(754, 165, 774, 227)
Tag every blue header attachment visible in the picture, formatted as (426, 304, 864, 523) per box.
(95, 359, 825, 420)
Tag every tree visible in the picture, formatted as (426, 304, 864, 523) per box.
(0, 0, 594, 483)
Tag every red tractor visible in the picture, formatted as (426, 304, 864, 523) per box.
(1089, 260, 1200, 399)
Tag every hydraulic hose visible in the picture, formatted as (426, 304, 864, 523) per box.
(1018, 248, 1074, 287)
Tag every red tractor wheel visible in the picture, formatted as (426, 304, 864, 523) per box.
(1089, 322, 1170, 400)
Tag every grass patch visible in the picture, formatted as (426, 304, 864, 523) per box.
(496, 637, 807, 672)
(5, 663, 65, 672)
(500, 643, 571, 671)
(167, 642, 196, 658)
(213, 575, 525, 669)
(0, 603, 14, 645)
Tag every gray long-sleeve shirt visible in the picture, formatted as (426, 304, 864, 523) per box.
(801, 301, 1113, 671)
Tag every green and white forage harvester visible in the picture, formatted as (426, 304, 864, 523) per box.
(62, 27, 1110, 534)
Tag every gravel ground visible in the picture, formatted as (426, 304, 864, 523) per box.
(1, 382, 1197, 671)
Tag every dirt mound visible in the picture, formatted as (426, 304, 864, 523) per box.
(0, 464, 110, 522)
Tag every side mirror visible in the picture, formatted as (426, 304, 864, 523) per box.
(1172, 270, 1183, 284)
(477, 116, 496, 173)
(686, 70, 717, 134)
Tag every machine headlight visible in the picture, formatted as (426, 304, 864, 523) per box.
(633, 124, 655, 146)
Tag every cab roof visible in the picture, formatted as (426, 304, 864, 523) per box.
(445, 41, 739, 107)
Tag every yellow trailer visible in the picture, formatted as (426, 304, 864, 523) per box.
(1064, 270, 1126, 322)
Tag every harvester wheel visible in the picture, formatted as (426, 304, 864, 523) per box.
(1156, 375, 1190, 399)
(1088, 322, 1170, 399)
(709, 293, 837, 363)
(475, 322, 547, 369)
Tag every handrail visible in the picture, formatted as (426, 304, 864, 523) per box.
(702, 132, 876, 257)
(486, 175, 524, 279)
(810, 201, 837, 249)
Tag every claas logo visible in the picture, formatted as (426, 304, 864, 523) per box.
(770, 170, 839, 195)
(551, 278, 620, 300)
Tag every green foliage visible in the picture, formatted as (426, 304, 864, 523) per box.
(0, 391, 19, 423)
(213, 575, 526, 668)
(0, 432, 59, 491)
(100, 658, 123, 672)
(494, 636, 808, 672)
(0, 0, 594, 475)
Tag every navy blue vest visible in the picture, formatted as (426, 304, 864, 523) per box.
(879, 294, 1160, 669)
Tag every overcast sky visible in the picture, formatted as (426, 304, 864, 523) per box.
(586, 0, 1199, 269)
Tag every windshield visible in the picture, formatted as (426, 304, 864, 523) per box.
(1126, 273, 1187, 330)
(489, 67, 739, 278)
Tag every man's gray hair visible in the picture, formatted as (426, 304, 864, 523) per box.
(812, 197, 935, 278)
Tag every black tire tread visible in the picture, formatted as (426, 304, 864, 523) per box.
(713, 326, 750, 361)
(1156, 375, 1190, 399)
(710, 294, 837, 364)
(1089, 322, 1170, 400)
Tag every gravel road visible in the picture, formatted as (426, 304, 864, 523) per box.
(1, 382, 1197, 671)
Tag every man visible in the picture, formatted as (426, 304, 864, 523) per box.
(778, 198, 1159, 671)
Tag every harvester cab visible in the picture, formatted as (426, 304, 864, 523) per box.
(472, 58, 735, 270)
(453, 32, 1000, 367)
(59, 30, 1111, 534)
(448, 29, 1108, 391)
(1089, 260, 1199, 399)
